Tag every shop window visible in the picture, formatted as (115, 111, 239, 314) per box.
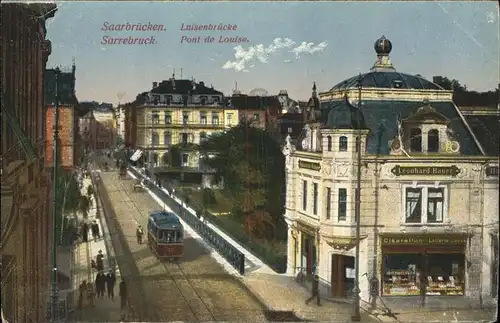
(302, 180, 307, 211)
(327, 136, 332, 151)
(410, 128, 422, 152)
(313, 183, 318, 215)
(325, 187, 331, 219)
(338, 188, 347, 221)
(405, 187, 446, 224)
(382, 253, 465, 296)
(427, 129, 439, 152)
(339, 136, 348, 152)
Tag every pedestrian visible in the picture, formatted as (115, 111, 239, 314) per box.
(305, 274, 321, 306)
(418, 268, 427, 307)
(81, 222, 89, 243)
(95, 272, 106, 298)
(136, 225, 144, 244)
(91, 221, 100, 240)
(106, 269, 117, 300)
(91, 259, 97, 272)
(78, 280, 87, 309)
(91, 222, 97, 241)
(119, 279, 127, 310)
(96, 250, 104, 272)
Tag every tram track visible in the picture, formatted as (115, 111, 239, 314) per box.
(112, 174, 218, 322)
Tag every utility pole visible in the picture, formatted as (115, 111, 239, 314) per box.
(351, 73, 363, 322)
(50, 67, 61, 323)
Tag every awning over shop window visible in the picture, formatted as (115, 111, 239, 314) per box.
(130, 150, 143, 162)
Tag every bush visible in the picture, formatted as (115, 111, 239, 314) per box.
(202, 188, 216, 206)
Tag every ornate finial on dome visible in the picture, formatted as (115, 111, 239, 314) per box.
(312, 82, 317, 92)
(371, 35, 395, 72)
(312, 82, 317, 97)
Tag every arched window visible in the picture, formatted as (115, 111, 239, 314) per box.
(427, 129, 439, 153)
(410, 128, 422, 152)
(327, 136, 332, 151)
(339, 136, 348, 152)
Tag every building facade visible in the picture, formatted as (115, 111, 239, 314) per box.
(79, 110, 97, 153)
(133, 77, 238, 170)
(93, 107, 116, 150)
(283, 37, 499, 308)
(1, 4, 57, 322)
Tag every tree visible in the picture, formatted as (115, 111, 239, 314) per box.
(200, 120, 286, 223)
(54, 168, 82, 245)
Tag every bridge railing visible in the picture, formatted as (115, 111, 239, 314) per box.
(128, 167, 245, 275)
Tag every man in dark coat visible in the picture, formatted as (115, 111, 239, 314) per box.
(96, 250, 104, 272)
(305, 274, 321, 306)
(119, 279, 127, 310)
(81, 223, 89, 243)
(95, 272, 106, 299)
(106, 269, 117, 300)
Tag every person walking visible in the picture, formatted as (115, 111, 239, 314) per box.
(91, 221, 97, 241)
(96, 250, 104, 272)
(91, 220, 100, 240)
(95, 272, 106, 299)
(81, 222, 89, 243)
(106, 269, 117, 300)
(136, 225, 144, 244)
(119, 279, 128, 310)
(78, 280, 88, 309)
(305, 274, 321, 306)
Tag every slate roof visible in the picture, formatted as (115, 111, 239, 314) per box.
(330, 72, 444, 91)
(298, 100, 483, 155)
(464, 115, 499, 156)
(44, 69, 78, 106)
(279, 112, 304, 139)
(230, 95, 281, 111)
(151, 79, 223, 95)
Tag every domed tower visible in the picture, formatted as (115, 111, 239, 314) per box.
(371, 35, 395, 71)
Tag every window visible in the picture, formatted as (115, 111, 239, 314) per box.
(302, 180, 307, 211)
(339, 136, 348, 152)
(166, 95, 172, 105)
(313, 183, 318, 215)
(288, 127, 293, 134)
(183, 112, 189, 125)
(405, 187, 445, 224)
(212, 112, 219, 126)
(227, 113, 233, 124)
(152, 113, 160, 124)
(182, 95, 188, 106)
(200, 96, 208, 105)
(410, 128, 422, 152)
(199, 131, 207, 142)
(182, 153, 189, 166)
(151, 132, 159, 145)
(181, 133, 188, 144)
(327, 136, 332, 151)
(200, 112, 207, 125)
(212, 96, 220, 104)
(325, 187, 331, 219)
(427, 129, 439, 153)
(338, 188, 347, 220)
(163, 132, 171, 145)
(164, 112, 172, 124)
(153, 95, 159, 105)
(253, 113, 260, 122)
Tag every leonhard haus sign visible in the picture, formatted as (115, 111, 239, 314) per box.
(391, 165, 461, 177)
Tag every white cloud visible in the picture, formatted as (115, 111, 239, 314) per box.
(222, 37, 327, 72)
(284, 59, 292, 63)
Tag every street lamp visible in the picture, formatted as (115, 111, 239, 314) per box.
(50, 67, 61, 322)
(351, 73, 363, 322)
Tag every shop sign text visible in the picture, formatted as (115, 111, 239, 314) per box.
(391, 165, 460, 177)
(382, 235, 466, 245)
(299, 160, 321, 171)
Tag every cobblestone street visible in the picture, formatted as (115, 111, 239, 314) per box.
(96, 168, 268, 322)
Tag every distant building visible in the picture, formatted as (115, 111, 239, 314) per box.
(130, 76, 238, 186)
(93, 105, 116, 150)
(79, 110, 97, 152)
(45, 63, 80, 169)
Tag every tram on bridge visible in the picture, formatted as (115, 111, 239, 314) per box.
(147, 210, 184, 260)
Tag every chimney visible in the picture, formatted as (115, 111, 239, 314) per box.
(152, 82, 158, 89)
(199, 81, 205, 87)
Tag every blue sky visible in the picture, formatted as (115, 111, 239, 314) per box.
(45, 1, 499, 105)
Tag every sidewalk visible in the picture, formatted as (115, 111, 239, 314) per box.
(70, 172, 124, 322)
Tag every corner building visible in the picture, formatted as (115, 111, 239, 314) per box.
(283, 36, 498, 308)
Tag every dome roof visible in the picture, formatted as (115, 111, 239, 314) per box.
(330, 36, 444, 91)
(324, 96, 367, 129)
(330, 71, 444, 91)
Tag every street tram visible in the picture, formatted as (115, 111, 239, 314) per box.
(147, 210, 184, 260)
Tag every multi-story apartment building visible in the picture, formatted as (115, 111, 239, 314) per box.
(1, 4, 57, 322)
(93, 106, 117, 150)
(283, 37, 498, 309)
(132, 77, 238, 173)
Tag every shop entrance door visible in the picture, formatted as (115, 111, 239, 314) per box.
(331, 254, 355, 297)
(301, 234, 314, 276)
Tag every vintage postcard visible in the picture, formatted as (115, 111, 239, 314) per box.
(1, 1, 498, 323)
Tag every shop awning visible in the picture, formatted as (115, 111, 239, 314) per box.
(130, 150, 143, 162)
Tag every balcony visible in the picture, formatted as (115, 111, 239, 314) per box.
(140, 121, 226, 129)
(141, 101, 224, 108)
